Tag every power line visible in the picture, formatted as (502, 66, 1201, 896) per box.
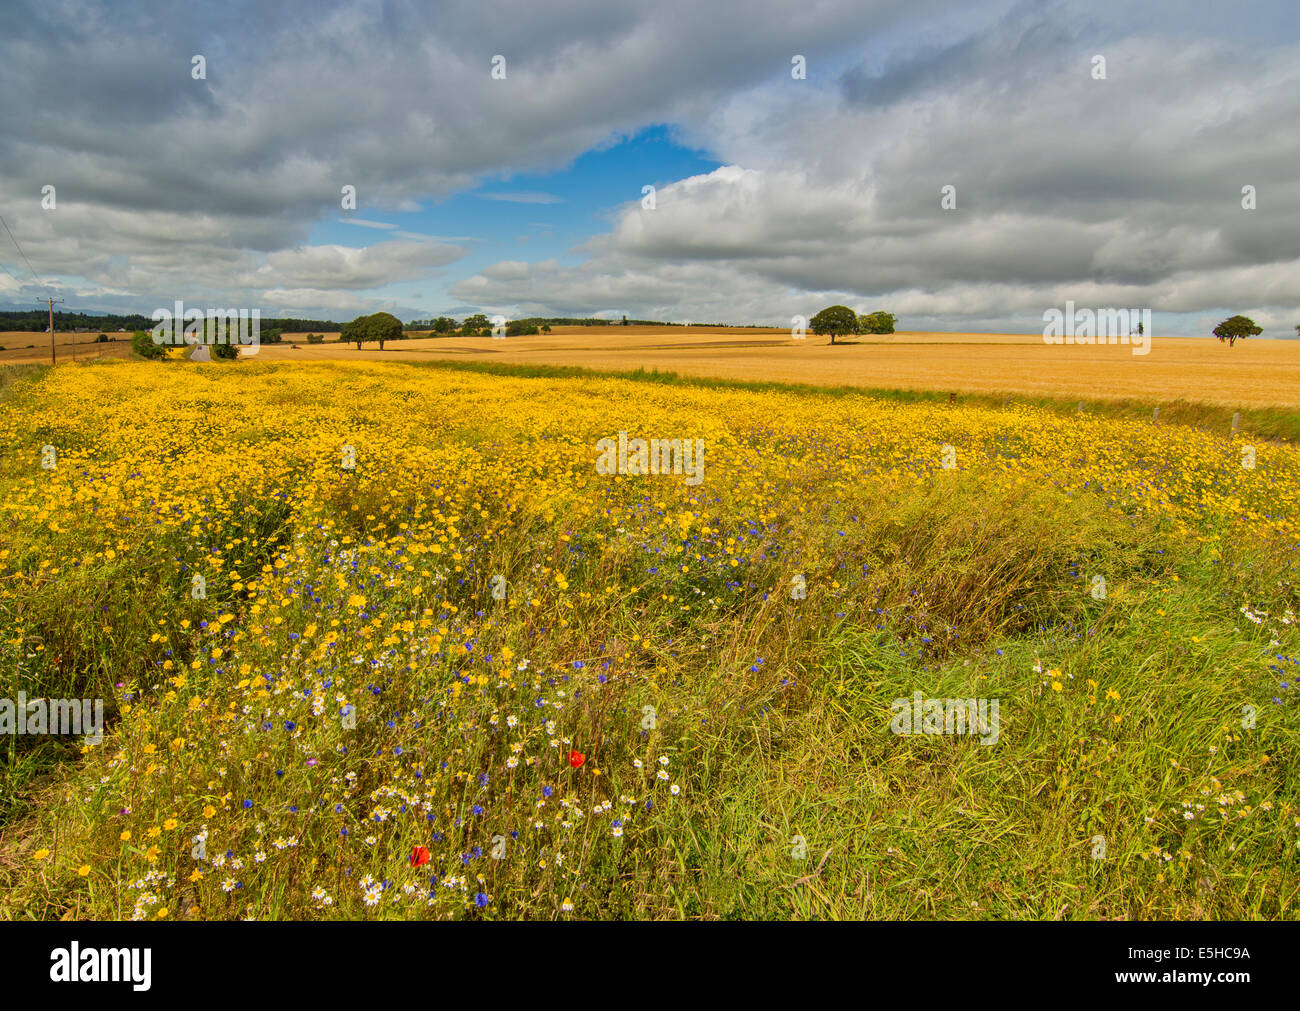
(0, 212, 49, 290)
(38, 296, 65, 365)
(0, 258, 25, 287)
(0, 214, 70, 363)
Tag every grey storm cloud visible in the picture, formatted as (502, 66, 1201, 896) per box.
(1, 0, 1298, 331)
(0, 0, 946, 318)
(456, 2, 1300, 332)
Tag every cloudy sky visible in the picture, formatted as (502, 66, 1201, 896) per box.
(1, 0, 1297, 335)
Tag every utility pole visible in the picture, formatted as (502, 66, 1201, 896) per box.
(38, 297, 64, 365)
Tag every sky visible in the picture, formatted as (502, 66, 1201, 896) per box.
(0, 0, 1297, 336)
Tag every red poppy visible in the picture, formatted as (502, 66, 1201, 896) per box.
(409, 845, 430, 867)
(568, 750, 586, 768)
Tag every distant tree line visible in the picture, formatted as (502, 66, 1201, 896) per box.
(3, 308, 820, 336)
(402, 316, 676, 332)
(0, 310, 344, 333)
(670, 322, 780, 328)
(355, 312, 735, 346)
(21, 309, 1300, 347)
(0, 310, 156, 332)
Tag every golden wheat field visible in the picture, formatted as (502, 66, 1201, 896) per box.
(253, 327, 1300, 409)
(0, 333, 133, 365)
(9, 327, 1298, 409)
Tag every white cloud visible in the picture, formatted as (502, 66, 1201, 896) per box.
(455, 8, 1300, 334)
(259, 288, 378, 313)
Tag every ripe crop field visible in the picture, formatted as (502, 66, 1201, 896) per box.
(1, 359, 1299, 920)
(0, 333, 133, 365)
(257, 327, 1300, 411)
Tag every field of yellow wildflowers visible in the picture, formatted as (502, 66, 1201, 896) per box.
(1, 359, 1298, 920)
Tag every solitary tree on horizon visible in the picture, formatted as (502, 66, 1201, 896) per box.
(1213, 314, 1262, 348)
(810, 305, 858, 345)
(364, 311, 403, 350)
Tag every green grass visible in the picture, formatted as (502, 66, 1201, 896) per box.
(0, 364, 48, 402)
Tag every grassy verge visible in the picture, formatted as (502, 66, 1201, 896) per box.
(0, 364, 48, 402)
